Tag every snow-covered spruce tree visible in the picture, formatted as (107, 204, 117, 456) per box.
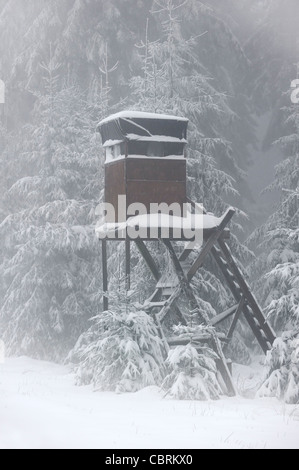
(248, 103, 298, 401)
(163, 343, 222, 400)
(131, 0, 253, 246)
(249, 103, 299, 334)
(129, 1, 254, 361)
(257, 330, 299, 404)
(162, 311, 223, 400)
(245, 0, 299, 148)
(0, 57, 103, 360)
(71, 284, 167, 393)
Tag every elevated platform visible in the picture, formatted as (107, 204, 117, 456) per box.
(99, 202, 277, 397)
(95, 210, 231, 242)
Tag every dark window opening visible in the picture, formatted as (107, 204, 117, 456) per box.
(164, 143, 185, 156)
(127, 141, 185, 158)
(105, 142, 126, 162)
(128, 141, 149, 156)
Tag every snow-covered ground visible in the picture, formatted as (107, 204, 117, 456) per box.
(0, 357, 298, 449)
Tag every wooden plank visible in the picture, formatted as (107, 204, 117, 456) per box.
(209, 304, 239, 327)
(210, 334, 237, 397)
(157, 286, 181, 323)
(225, 296, 246, 348)
(144, 301, 167, 310)
(102, 240, 108, 311)
(187, 209, 235, 282)
(135, 239, 161, 282)
(168, 332, 226, 346)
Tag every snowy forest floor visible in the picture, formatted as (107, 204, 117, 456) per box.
(0, 358, 299, 449)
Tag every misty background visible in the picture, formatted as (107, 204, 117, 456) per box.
(0, 0, 298, 362)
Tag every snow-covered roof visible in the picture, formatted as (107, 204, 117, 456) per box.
(97, 110, 189, 147)
(98, 110, 189, 127)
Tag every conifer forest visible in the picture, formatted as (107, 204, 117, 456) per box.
(0, 0, 298, 450)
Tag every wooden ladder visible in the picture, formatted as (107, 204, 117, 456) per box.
(211, 240, 276, 353)
(137, 205, 276, 397)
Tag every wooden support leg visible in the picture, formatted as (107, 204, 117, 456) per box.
(225, 296, 245, 348)
(135, 239, 161, 282)
(210, 335, 237, 397)
(102, 239, 108, 311)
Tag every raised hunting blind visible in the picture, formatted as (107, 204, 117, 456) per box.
(97, 111, 188, 220)
(96, 111, 276, 397)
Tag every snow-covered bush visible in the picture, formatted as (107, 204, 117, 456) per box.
(162, 325, 223, 401)
(71, 307, 167, 393)
(257, 331, 299, 404)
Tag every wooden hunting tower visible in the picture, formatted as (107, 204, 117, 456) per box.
(97, 111, 188, 220)
(96, 110, 276, 398)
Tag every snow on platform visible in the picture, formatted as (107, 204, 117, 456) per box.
(95, 212, 221, 240)
(0, 358, 298, 449)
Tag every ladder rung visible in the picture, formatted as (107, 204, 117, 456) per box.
(218, 259, 229, 268)
(144, 301, 167, 310)
(214, 250, 226, 260)
(233, 281, 242, 291)
(259, 330, 268, 341)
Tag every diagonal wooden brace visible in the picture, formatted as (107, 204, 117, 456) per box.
(135, 239, 161, 282)
(187, 208, 235, 282)
(162, 239, 210, 325)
